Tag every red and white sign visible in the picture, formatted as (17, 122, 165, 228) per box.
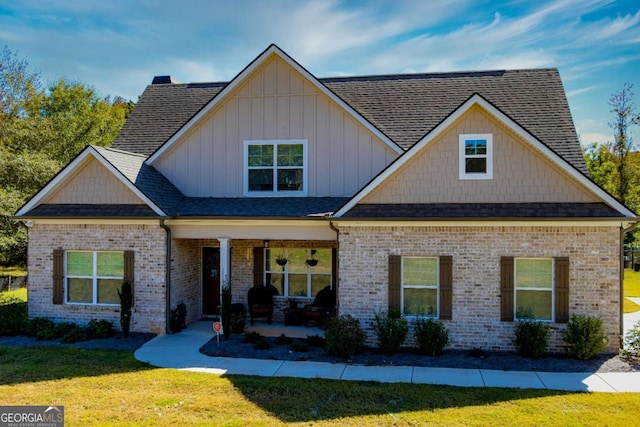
(213, 322, 222, 333)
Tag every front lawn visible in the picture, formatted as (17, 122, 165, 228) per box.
(1, 346, 639, 426)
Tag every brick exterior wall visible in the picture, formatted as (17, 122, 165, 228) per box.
(337, 224, 621, 353)
(170, 239, 201, 325)
(27, 223, 167, 334)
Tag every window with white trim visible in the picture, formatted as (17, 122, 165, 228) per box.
(65, 251, 124, 305)
(459, 134, 493, 179)
(245, 140, 307, 196)
(515, 258, 553, 320)
(265, 248, 332, 297)
(402, 257, 439, 317)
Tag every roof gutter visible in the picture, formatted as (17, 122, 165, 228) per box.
(621, 221, 637, 346)
(160, 219, 174, 334)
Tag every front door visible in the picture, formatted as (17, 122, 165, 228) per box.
(202, 247, 220, 315)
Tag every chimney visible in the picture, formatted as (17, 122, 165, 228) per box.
(152, 75, 179, 84)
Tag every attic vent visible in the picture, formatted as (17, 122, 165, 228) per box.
(152, 75, 179, 84)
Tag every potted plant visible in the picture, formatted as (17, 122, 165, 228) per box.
(276, 254, 288, 266)
(230, 313, 245, 334)
(117, 281, 133, 338)
(306, 249, 318, 266)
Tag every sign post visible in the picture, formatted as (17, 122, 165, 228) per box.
(213, 321, 222, 350)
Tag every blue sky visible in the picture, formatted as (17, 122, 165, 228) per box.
(1, 0, 638, 146)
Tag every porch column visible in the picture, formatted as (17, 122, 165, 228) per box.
(218, 237, 230, 286)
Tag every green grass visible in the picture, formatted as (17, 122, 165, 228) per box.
(1, 346, 639, 426)
(625, 269, 640, 297)
(0, 266, 27, 276)
(0, 288, 27, 303)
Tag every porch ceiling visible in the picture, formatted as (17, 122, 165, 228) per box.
(166, 219, 337, 240)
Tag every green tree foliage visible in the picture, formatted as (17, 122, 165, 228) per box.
(584, 84, 640, 243)
(0, 46, 130, 266)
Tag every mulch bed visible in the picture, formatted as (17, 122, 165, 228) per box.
(200, 333, 640, 373)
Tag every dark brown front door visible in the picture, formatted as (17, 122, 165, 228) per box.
(202, 247, 220, 315)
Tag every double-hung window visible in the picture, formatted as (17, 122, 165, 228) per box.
(264, 248, 332, 297)
(245, 140, 307, 196)
(65, 251, 124, 305)
(402, 257, 439, 317)
(515, 258, 553, 320)
(459, 134, 493, 179)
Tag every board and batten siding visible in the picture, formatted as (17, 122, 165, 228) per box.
(155, 55, 398, 197)
(362, 105, 599, 204)
(42, 157, 143, 205)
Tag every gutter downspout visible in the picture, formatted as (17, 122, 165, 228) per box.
(621, 221, 637, 347)
(160, 219, 173, 334)
(329, 220, 340, 315)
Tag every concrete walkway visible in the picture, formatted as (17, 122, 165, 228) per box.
(134, 321, 640, 393)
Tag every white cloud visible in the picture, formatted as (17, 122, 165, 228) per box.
(578, 132, 612, 146)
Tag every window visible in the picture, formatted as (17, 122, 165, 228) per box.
(65, 251, 124, 305)
(402, 257, 439, 317)
(245, 140, 307, 196)
(264, 248, 332, 297)
(459, 133, 493, 179)
(515, 258, 553, 321)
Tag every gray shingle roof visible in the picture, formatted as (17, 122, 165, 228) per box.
(112, 82, 224, 156)
(111, 69, 585, 173)
(342, 203, 623, 218)
(94, 146, 184, 214)
(25, 204, 157, 217)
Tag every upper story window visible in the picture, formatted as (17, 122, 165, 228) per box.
(459, 134, 493, 180)
(245, 140, 307, 196)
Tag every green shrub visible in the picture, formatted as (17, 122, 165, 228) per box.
(625, 320, 640, 356)
(306, 334, 325, 347)
(414, 317, 449, 356)
(87, 319, 115, 339)
(276, 333, 292, 345)
(26, 317, 57, 340)
(55, 322, 78, 339)
(253, 338, 270, 350)
(325, 314, 365, 359)
(290, 342, 309, 352)
(0, 296, 27, 336)
(61, 324, 89, 343)
(513, 319, 550, 359)
(372, 309, 409, 355)
(243, 331, 263, 343)
(562, 314, 607, 360)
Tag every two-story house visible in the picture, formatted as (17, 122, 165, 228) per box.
(15, 45, 636, 352)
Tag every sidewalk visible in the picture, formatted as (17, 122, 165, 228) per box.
(134, 321, 640, 393)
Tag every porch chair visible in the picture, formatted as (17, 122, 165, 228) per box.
(247, 284, 276, 325)
(304, 286, 336, 326)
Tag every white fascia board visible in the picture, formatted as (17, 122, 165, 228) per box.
(146, 45, 402, 165)
(335, 94, 635, 218)
(15, 146, 166, 217)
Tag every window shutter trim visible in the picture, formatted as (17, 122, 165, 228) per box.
(500, 256, 514, 322)
(388, 255, 401, 312)
(124, 250, 135, 303)
(253, 247, 264, 286)
(53, 249, 64, 305)
(555, 257, 570, 323)
(332, 248, 338, 290)
(439, 256, 453, 320)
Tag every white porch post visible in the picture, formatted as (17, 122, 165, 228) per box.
(218, 237, 230, 287)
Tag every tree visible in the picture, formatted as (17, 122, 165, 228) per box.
(0, 45, 41, 142)
(607, 83, 639, 206)
(0, 47, 130, 266)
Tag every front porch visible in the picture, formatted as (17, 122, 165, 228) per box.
(168, 233, 338, 330)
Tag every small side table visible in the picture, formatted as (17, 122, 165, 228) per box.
(282, 308, 304, 326)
